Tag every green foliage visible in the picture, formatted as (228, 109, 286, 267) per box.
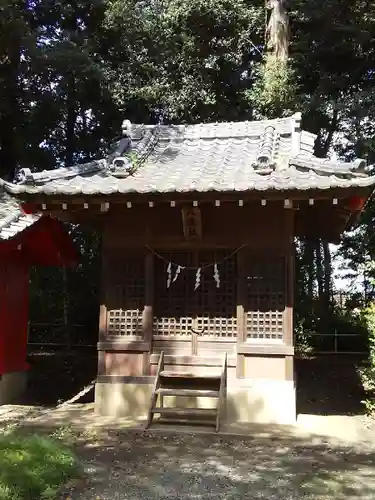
(247, 55, 298, 119)
(358, 303, 375, 415)
(0, 431, 81, 500)
(104, 0, 264, 122)
(1, 0, 375, 349)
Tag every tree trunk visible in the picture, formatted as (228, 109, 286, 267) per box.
(322, 241, 332, 307)
(305, 239, 315, 301)
(0, 37, 21, 179)
(315, 239, 324, 302)
(65, 73, 77, 166)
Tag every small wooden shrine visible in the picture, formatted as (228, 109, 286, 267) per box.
(2, 113, 374, 426)
(0, 191, 77, 405)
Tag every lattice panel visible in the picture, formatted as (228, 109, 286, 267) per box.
(107, 257, 145, 338)
(153, 250, 237, 338)
(153, 252, 195, 336)
(245, 256, 285, 341)
(195, 251, 237, 337)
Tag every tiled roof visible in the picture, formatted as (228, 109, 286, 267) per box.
(0, 191, 40, 240)
(3, 114, 375, 197)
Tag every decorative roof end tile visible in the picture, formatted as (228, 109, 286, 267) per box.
(254, 125, 276, 171)
(17, 168, 34, 185)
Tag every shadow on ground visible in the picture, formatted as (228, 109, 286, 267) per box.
(21, 349, 97, 406)
(55, 429, 375, 500)
(296, 355, 366, 416)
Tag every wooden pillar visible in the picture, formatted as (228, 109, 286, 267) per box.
(142, 251, 154, 375)
(97, 238, 107, 376)
(236, 247, 246, 378)
(284, 208, 295, 346)
(284, 208, 295, 382)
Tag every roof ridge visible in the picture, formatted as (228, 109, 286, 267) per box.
(17, 159, 107, 186)
(130, 115, 296, 140)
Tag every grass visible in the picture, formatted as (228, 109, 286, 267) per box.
(0, 428, 82, 500)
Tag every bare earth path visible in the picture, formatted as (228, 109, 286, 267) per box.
(60, 429, 375, 500)
(2, 405, 375, 499)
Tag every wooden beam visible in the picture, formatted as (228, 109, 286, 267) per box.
(97, 375, 154, 384)
(236, 247, 246, 378)
(97, 341, 150, 352)
(18, 185, 374, 206)
(149, 354, 237, 367)
(98, 238, 108, 343)
(284, 209, 294, 346)
(237, 343, 294, 356)
(284, 199, 292, 209)
(142, 251, 154, 375)
(285, 356, 294, 381)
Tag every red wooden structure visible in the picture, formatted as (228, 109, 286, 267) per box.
(0, 198, 77, 385)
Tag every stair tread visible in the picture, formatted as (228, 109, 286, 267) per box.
(151, 407, 217, 416)
(156, 388, 219, 397)
(160, 371, 220, 379)
(156, 418, 217, 427)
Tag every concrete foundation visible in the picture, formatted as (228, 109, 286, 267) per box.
(95, 379, 296, 425)
(0, 371, 27, 405)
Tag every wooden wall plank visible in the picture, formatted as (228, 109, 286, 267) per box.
(283, 209, 295, 346)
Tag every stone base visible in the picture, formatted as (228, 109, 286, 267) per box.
(95, 378, 296, 425)
(0, 371, 27, 405)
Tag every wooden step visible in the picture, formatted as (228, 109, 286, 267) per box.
(156, 418, 217, 427)
(156, 388, 219, 398)
(151, 407, 217, 417)
(160, 371, 220, 379)
(145, 351, 227, 432)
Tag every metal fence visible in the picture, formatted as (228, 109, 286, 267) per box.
(27, 322, 96, 349)
(27, 322, 369, 355)
(298, 332, 368, 355)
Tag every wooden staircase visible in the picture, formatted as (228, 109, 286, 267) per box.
(145, 352, 227, 432)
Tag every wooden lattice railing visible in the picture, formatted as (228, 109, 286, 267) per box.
(105, 250, 287, 343)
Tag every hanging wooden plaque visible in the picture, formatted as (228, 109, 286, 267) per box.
(181, 206, 202, 241)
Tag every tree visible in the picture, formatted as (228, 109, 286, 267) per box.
(103, 0, 265, 123)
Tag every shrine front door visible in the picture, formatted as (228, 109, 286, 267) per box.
(152, 250, 238, 358)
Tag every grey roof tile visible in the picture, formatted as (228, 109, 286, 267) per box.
(3, 114, 375, 198)
(0, 191, 40, 240)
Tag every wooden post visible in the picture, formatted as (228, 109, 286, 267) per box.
(284, 209, 295, 383)
(284, 209, 295, 346)
(97, 238, 108, 377)
(98, 240, 108, 341)
(142, 251, 154, 375)
(236, 248, 246, 378)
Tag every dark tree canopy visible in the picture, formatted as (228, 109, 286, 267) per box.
(1, 0, 375, 348)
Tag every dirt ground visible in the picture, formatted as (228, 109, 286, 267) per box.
(10, 351, 374, 499)
(57, 429, 375, 500)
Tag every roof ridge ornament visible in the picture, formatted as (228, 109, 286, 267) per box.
(292, 112, 302, 153)
(17, 168, 34, 185)
(110, 123, 161, 178)
(122, 119, 132, 137)
(254, 125, 276, 172)
(290, 156, 370, 177)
